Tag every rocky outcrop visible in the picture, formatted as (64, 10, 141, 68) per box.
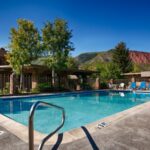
(129, 51, 150, 64)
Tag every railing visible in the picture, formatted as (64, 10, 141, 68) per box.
(29, 101, 65, 150)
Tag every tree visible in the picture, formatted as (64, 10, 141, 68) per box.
(96, 62, 121, 81)
(42, 18, 74, 87)
(112, 42, 133, 73)
(132, 64, 142, 72)
(7, 19, 41, 89)
(66, 57, 78, 69)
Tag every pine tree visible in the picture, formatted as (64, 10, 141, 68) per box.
(112, 42, 133, 73)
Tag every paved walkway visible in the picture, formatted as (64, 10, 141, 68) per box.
(0, 105, 150, 150)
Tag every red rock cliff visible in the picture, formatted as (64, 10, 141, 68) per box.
(129, 51, 150, 64)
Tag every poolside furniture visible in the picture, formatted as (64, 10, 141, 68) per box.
(148, 83, 150, 90)
(108, 82, 113, 89)
(130, 82, 136, 89)
(138, 81, 146, 90)
(119, 83, 125, 89)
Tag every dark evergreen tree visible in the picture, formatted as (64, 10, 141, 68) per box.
(112, 42, 133, 73)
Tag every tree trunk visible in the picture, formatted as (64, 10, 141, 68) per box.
(10, 73, 15, 95)
(52, 68, 55, 88)
(20, 67, 23, 91)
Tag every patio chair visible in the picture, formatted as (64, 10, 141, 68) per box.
(138, 81, 146, 90)
(119, 83, 125, 89)
(130, 82, 136, 89)
(148, 83, 150, 90)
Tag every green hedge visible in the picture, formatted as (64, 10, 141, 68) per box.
(32, 83, 51, 93)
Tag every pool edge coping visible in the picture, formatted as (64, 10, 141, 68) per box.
(0, 100, 150, 145)
(0, 90, 106, 99)
(0, 89, 132, 100)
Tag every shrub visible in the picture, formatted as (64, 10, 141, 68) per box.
(100, 82, 108, 89)
(34, 83, 51, 92)
(81, 82, 92, 90)
(31, 87, 40, 94)
(2, 82, 10, 95)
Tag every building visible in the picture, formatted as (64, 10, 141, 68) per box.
(122, 71, 150, 81)
(0, 48, 100, 95)
(0, 65, 100, 95)
(121, 71, 150, 87)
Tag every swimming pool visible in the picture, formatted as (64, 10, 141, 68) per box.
(0, 90, 150, 134)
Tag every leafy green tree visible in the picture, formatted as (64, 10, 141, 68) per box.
(132, 64, 141, 72)
(107, 63, 121, 79)
(112, 42, 133, 73)
(7, 19, 41, 89)
(42, 18, 74, 87)
(66, 57, 78, 69)
(96, 62, 121, 81)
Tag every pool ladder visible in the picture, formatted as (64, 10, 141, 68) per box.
(28, 101, 65, 150)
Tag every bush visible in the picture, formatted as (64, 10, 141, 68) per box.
(31, 87, 40, 94)
(100, 82, 108, 89)
(34, 83, 51, 92)
(81, 82, 92, 90)
(2, 82, 10, 95)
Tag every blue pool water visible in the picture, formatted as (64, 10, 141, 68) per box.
(0, 91, 150, 133)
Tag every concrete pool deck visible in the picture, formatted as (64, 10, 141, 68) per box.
(0, 101, 150, 149)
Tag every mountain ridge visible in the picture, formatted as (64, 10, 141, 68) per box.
(76, 50, 150, 65)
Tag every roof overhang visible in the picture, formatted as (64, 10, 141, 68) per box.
(122, 71, 150, 77)
(141, 71, 150, 77)
(0, 65, 99, 76)
(121, 72, 141, 76)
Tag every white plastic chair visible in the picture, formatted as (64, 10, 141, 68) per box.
(119, 83, 125, 89)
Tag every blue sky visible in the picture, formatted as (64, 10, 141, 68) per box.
(0, 0, 150, 56)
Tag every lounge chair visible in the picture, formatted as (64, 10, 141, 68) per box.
(138, 81, 146, 90)
(130, 82, 136, 89)
(148, 83, 150, 90)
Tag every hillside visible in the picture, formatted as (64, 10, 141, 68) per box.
(76, 50, 150, 71)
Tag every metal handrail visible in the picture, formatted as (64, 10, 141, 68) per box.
(28, 101, 65, 150)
